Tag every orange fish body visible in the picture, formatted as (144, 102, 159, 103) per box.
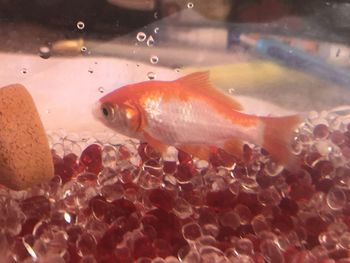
(94, 72, 301, 164)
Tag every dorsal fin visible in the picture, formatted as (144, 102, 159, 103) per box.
(176, 71, 212, 88)
(176, 71, 243, 111)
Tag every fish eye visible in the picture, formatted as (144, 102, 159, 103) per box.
(101, 103, 116, 120)
(102, 107, 108, 116)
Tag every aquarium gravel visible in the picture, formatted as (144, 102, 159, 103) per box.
(1, 107, 350, 263)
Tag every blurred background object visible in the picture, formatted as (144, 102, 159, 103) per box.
(1, 1, 350, 35)
(107, 0, 156, 11)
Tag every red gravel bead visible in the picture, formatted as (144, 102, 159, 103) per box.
(20, 195, 51, 219)
(97, 225, 125, 251)
(330, 130, 346, 145)
(305, 216, 328, 236)
(243, 144, 253, 162)
(149, 188, 175, 212)
(313, 124, 330, 139)
(138, 143, 161, 162)
(19, 218, 40, 237)
(63, 153, 80, 171)
(174, 164, 194, 183)
(289, 183, 314, 202)
(177, 149, 193, 166)
(163, 161, 177, 174)
(237, 193, 263, 215)
(153, 238, 172, 258)
(54, 158, 75, 183)
(133, 237, 155, 259)
(79, 144, 102, 174)
(182, 222, 202, 241)
(279, 198, 299, 216)
(271, 214, 294, 233)
(316, 178, 334, 193)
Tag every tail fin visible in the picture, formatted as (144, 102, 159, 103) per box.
(261, 115, 302, 168)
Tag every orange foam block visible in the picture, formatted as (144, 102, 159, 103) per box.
(0, 84, 54, 190)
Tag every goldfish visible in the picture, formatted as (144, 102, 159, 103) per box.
(93, 72, 301, 165)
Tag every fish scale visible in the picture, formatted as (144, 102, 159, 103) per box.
(143, 97, 258, 147)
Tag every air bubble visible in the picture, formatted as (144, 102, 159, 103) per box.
(88, 69, 93, 74)
(136, 32, 147, 42)
(81, 46, 88, 53)
(154, 27, 159, 34)
(147, 36, 155, 47)
(98, 87, 105, 93)
(77, 21, 85, 30)
(147, 72, 156, 80)
(187, 2, 194, 8)
(150, 56, 159, 64)
(39, 46, 51, 59)
(21, 68, 28, 74)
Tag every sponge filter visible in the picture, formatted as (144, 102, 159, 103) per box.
(0, 84, 54, 190)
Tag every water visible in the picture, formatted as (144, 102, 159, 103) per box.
(1, 1, 350, 262)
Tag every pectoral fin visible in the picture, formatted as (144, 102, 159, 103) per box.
(143, 132, 168, 154)
(223, 138, 244, 158)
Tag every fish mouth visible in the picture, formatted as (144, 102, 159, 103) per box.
(92, 101, 103, 121)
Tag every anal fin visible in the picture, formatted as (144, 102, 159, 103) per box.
(223, 138, 244, 158)
(178, 144, 215, 161)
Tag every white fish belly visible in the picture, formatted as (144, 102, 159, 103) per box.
(143, 98, 259, 146)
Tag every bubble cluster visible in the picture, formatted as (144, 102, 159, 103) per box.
(1, 108, 350, 262)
